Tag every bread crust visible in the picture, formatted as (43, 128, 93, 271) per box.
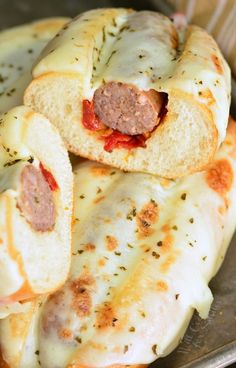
(25, 72, 219, 178)
(1, 118, 236, 368)
(0, 106, 73, 307)
(24, 8, 231, 178)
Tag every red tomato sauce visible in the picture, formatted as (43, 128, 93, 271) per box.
(39, 162, 59, 191)
(82, 99, 147, 152)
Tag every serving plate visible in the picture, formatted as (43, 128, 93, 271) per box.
(1, 0, 235, 367)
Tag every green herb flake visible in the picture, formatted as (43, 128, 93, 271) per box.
(126, 207, 137, 220)
(152, 251, 160, 259)
(75, 336, 82, 343)
(112, 317, 118, 326)
(150, 198, 158, 207)
(4, 159, 21, 167)
(152, 344, 158, 355)
(27, 156, 34, 163)
(105, 50, 117, 66)
(127, 243, 134, 248)
(124, 345, 129, 353)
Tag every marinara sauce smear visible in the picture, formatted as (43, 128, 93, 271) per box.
(82, 82, 168, 152)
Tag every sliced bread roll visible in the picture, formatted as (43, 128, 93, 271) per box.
(0, 17, 69, 113)
(24, 8, 231, 178)
(1, 117, 236, 368)
(0, 106, 73, 314)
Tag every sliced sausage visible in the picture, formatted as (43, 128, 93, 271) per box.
(93, 82, 166, 135)
(17, 164, 56, 232)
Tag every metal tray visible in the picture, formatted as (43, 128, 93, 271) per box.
(0, 0, 235, 367)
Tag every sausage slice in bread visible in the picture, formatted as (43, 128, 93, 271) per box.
(1, 117, 236, 367)
(24, 8, 231, 178)
(0, 106, 73, 317)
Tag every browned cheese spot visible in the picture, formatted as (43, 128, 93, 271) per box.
(91, 166, 113, 176)
(156, 280, 168, 291)
(59, 328, 73, 340)
(136, 201, 159, 237)
(96, 301, 116, 329)
(160, 225, 174, 253)
(160, 254, 177, 273)
(206, 159, 233, 197)
(41, 290, 65, 336)
(199, 88, 216, 105)
(211, 54, 223, 74)
(70, 273, 95, 318)
(17, 164, 56, 232)
(98, 258, 106, 267)
(224, 118, 236, 159)
(106, 235, 118, 250)
(161, 224, 170, 233)
(93, 195, 105, 204)
(84, 243, 96, 252)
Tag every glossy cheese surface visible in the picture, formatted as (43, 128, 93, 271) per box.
(0, 17, 69, 113)
(1, 120, 236, 367)
(33, 8, 230, 145)
(30, 118, 236, 367)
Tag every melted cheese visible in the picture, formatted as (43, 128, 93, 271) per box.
(33, 9, 230, 146)
(0, 17, 70, 113)
(1, 120, 236, 367)
(31, 120, 236, 367)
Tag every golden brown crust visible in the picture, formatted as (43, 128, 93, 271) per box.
(206, 159, 233, 196)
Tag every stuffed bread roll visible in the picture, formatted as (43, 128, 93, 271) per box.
(0, 106, 73, 317)
(24, 8, 231, 178)
(1, 117, 236, 368)
(0, 17, 69, 113)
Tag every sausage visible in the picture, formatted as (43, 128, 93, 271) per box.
(93, 82, 166, 135)
(17, 165, 56, 232)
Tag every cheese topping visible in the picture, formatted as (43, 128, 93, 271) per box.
(36, 121, 236, 367)
(33, 9, 230, 145)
